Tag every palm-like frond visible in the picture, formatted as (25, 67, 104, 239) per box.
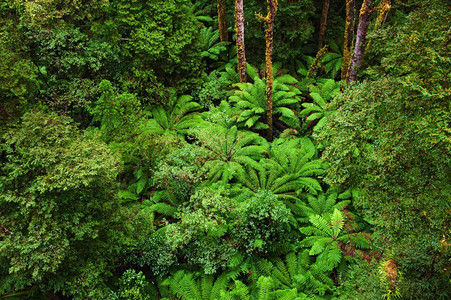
(256, 276, 275, 300)
(235, 159, 300, 203)
(195, 125, 268, 183)
(141, 190, 183, 221)
(219, 280, 250, 300)
(269, 137, 325, 195)
(229, 64, 302, 131)
(200, 27, 230, 61)
(321, 40, 343, 79)
(146, 94, 203, 136)
(241, 252, 333, 298)
(297, 187, 351, 224)
(162, 270, 234, 300)
(300, 79, 339, 132)
(299, 209, 358, 277)
(162, 270, 202, 300)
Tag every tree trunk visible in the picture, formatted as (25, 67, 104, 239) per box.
(318, 0, 330, 51)
(308, 45, 328, 78)
(366, 1, 391, 52)
(341, 0, 355, 80)
(256, 0, 278, 140)
(217, 0, 228, 42)
(374, 0, 391, 29)
(235, 0, 247, 82)
(347, 0, 374, 83)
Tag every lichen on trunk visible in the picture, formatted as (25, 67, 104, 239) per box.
(341, 0, 356, 81)
(217, 0, 228, 42)
(256, 0, 278, 140)
(235, 0, 247, 83)
(374, 0, 391, 29)
(308, 45, 329, 78)
(347, 0, 375, 83)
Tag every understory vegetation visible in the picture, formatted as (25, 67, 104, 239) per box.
(0, 0, 449, 299)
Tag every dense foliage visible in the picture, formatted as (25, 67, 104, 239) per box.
(1, 0, 449, 299)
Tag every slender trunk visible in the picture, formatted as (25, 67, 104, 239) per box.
(347, 0, 374, 83)
(374, 0, 391, 29)
(366, 1, 391, 51)
(217, 0, 228, 42)
(341, 0, 355, 80)
(318, 0, 330, 51)
(256, 0, 278, 140)
(235, 0, 247, 82)
(308, 45, 328, 78)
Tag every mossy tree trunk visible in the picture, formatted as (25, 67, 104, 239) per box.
(235, 0, 247, 82)
(341, 0, 355, 80)
(347, 0, 374, 83)
(374, 0, 391, 29)
(217, 0, 228, 42)
(318, 0, 330, 51)
(256, 0, 278, 140)
(366, 1, 391, 52)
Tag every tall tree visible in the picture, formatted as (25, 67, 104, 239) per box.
(341, 0, 355, 80)
(317, 0, 330, 50)
(217, 0, 228, 42)
(235, 0, 247, 82)
(347, 0, 375, 82)
(256, 0, 278, 140)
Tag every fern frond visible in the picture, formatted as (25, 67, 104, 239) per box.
(201, 274, 214, 300)
(271, 257, 291, 287)
(210, 272, 232, 300)
(325, 246, 342, 270)
(256, 276, 275, 300)
(308, 214, 333, 236)
(299, 227, 328, 238)
(246, 63, 259, 80)
(296, 177, 322, 195)
(149, 203, 178, 217)
(220, 280, 250, 300)
(330, 209, 344, 237)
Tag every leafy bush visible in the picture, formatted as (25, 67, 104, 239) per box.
(0, 110, 123, 298)
(318, 6, 451, 293)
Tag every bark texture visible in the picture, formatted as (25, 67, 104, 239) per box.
(256, 0, 278, 140)
(318, 0, 330, 51)
(235, 0, 247, 82)
(347, 0, 374, 83)
(217, 0, 228, 42)
(341, 0, 355, 80)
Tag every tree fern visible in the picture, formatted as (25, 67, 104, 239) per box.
(297, 187, 351, 224)
(146, 94, 203, 136)
(229, 64, 302, 131)
(300, 79, 339, 132)
(238, 253, 331, 299)
(299, 208, 372, 288)
(200, 27, 230, 61)
(193, 125, 268, 183)
(269, 137, 326, 195)
(162, 270, 234, 300)
(235, 158, 300, 203)
(320, 40, 343, 79)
